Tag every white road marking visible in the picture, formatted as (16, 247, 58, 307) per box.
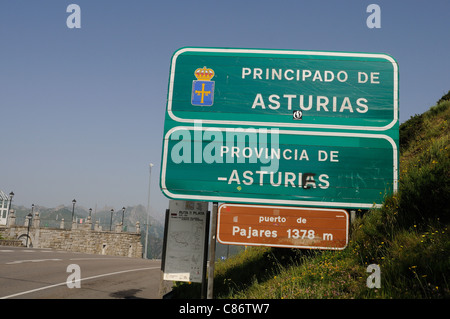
(6, 259, 62, 265)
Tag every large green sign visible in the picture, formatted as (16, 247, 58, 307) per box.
(160, 47, 399, 209)
(161, 125, 397, 208)
(166, 47, 398, 131)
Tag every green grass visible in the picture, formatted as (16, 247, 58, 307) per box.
(171, 98, 450, 299)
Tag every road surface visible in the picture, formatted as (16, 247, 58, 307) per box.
(0, 246, 162, 299)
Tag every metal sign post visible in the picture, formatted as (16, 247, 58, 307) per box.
(200, 209, 210, 299)
(207, 202, 218, 299)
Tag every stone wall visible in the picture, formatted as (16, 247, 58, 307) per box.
(0, 238, 23, 246)
(0, 211, 143, 258)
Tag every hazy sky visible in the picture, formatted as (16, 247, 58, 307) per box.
(1, 0, 449, 216)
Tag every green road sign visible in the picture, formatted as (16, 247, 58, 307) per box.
(160, 47, 399, 209)
(165, 47, 398, 131)
(160, 125, 398, 209)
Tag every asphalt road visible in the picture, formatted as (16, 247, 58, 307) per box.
(0, 246, 162, 299)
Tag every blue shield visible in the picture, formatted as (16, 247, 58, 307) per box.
(191, 80, 214, 106)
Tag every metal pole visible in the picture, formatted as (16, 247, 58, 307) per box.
(26, 211, 33, 247)
(6, 191, 14, 226)
(26, 219, 30, 247)
(207, 202, 218, 299)
(144, 163, 153, 259)
(201, 210, 211, 299)
(71, 199, 76, 223)
(121, 207, 126, 230)
(110, 209, 114, 231)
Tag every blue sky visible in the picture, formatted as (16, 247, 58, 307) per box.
(1, 0, 449, 218)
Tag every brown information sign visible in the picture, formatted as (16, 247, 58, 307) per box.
(217, 204, 349, 250)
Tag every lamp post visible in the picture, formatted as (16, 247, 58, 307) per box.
(110, 208, 114, 231)
(121, 207, 126, 230)
(26, 211, 33, 247)
(7, 191, 14, 226)
(71, 199, 76, 223)
(145, 163, 153, 259)
(87, 208, 93, 228)
(8, 192, 14, 211)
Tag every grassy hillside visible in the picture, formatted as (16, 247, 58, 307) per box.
(173, 95, 450, 299)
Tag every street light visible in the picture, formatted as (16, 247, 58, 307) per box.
(71, 199, 76, 222)
(8, 191, 14, 211)
(110, 208, 114, 231)
(121, 207, 126, 230)
(89, 208, 92, 218)
(145, 163, 154, 259)
(26, 210, 33, 247)
(7, 191, 14, 226)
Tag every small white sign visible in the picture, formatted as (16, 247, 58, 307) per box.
(162, 200, 208, 283)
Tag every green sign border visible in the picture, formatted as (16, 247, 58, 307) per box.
(160, 126, 398, 209)
(166, 47, 399, 131)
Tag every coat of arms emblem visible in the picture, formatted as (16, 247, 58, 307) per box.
(191, 66, 215, 106)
